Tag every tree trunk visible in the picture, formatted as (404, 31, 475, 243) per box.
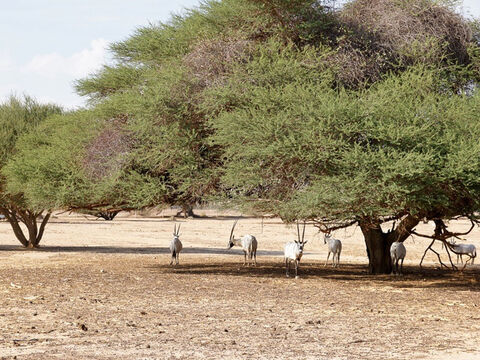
(360, 224, 393, 274)
(96, 211, 120, 221)
(0, 208, 51, 248)
(360, 215, 419, 274)
(176, 205, 195, 218)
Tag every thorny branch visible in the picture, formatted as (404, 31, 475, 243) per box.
(411, 216, 479, 271)
(312, 219, 358, 233)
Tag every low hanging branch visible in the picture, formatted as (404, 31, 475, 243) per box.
(410, 217, 479, 271)
(312, 218, 358, 233)
(310, 212, 409, 234)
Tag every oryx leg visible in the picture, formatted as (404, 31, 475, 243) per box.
(295, 260, 299, 278)
(325, 252, 330, 267)
(285, 258, 290, 277)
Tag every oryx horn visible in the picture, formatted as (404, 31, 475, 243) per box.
(302, 221, 306, 243)
(230, 219, 238, 240)
(296, 221, 300, 242)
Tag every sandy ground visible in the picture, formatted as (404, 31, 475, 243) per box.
(0, 212, 479, 359)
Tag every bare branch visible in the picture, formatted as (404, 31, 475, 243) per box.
(312, 219, 358, 233)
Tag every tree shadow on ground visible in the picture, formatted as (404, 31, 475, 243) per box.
(1, 244, 478, 291)
(152, 261, 480, 291)
(0, 244, 283, 256)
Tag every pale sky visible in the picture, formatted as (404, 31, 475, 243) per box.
(1, 0, 479, 109)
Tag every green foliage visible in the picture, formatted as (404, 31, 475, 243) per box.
(75, 65, 144, 101)
(0, 96, 61, 167)
(108, 0, 268, 65)
(0, 96, 61, 209)
(3, 111, 101, 210)
(209, 59, 480, 222)
(9, 0, 480, 231)
(4, 111, 168, 211)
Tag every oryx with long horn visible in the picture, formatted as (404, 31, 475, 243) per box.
(169, 223, 183, 266)
(227, 219, 258, 266)
(284, 221, 308, 278)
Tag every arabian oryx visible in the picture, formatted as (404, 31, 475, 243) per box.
(284, 222, 308, 278)
(451, 241, 477, 265)
(227, 220, 258, 266)
(324, 233, 342, 267)
(169, 223, 183, 266)
(390, 241, 406, 275)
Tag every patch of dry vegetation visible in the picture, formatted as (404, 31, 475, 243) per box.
(333, 0, 473, 86)
(184, 39, 254, 87)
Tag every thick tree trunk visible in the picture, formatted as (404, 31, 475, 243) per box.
(360, 224, 393, 274)
(0, 208, 51, 248)
(360, 215, 419, 274)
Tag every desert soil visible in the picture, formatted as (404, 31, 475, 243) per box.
(0, 212, 479, 359)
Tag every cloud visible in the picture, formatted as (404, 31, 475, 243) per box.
(22, 38, 109, 78)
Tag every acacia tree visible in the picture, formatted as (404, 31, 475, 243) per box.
(204, 0, 480, 273)
(4, 110, 165, 218)
(208, 57, 480, 273)
(0, 96, 62, 248)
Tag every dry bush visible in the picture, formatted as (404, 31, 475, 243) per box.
(332, 0, 473, 87)
(331, 44, 378, 87)
(183, 38, 254, 87)
(83, 120, 133, 180)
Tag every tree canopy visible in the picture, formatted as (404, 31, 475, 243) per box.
(0, 96, 62, 247)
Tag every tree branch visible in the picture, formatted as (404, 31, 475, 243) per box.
(35, 212, 51, 245)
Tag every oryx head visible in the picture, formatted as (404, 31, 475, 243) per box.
(324, 233, 331, 244)
(227, 219, 238, 249)
(173, 223, 181, 240)
(295, 221, 308, 253)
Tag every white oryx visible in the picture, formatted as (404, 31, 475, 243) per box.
(284, 222, 308, 278)
(169, 223, 183, 266)
(451, 242, 477, 265)
(390, 241, 406, 275)
(227, 220, 258, 266)
(324, 233, 342, 267)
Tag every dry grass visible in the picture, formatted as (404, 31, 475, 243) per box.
(0, 213, 479, 359)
